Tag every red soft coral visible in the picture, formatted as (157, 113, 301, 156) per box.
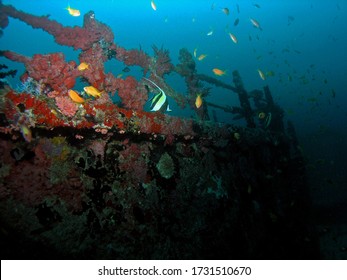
(117, 77, 148, 111)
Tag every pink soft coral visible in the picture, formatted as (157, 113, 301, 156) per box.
(55, 96, 78, 117)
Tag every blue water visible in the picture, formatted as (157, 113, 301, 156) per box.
(1, 0, 347, 205)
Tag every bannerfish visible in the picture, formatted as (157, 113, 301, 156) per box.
(144, 78, 172, 112)
(66, 5, 80, 17)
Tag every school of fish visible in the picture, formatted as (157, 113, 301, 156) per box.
(63, 1, 335, 117)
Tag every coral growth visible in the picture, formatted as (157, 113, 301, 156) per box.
(55, 96, 78, 118)
(87, 139, 107, 162)
(117, 76, 148, 111)
(0, 5, 228, 143)
(2, 52, 77, 93)
(156, 152, 175, 179)
(151, 46, 174, 77)
(78, 43, 107, 89)
(0, 6, 114, 50)
(115, 47, 151, 74)
(0, 4, 186, 115)
(0, 139, 85, 211)
(0, 3, 316, 261)
(118, 143, 150, 185)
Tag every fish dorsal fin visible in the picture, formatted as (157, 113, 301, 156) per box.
(144, 77, 164, 94)
(144, 77, 172, 112)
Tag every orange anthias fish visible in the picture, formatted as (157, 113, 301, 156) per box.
(228, 32, 238, 43)
(68, 89, 85, 103)
(66, 5, 80, 17)
(197, 54, 207, 61)
(77, 62, 89, 71)
(212, 68, 226, 76)
(195, 94, 203, 109)
(84, 86, 103, 98)
(151, 0, 157, 11)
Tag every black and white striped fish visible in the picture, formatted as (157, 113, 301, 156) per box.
(144, 78, 172, 112)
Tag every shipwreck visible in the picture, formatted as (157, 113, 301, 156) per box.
(0, 4, 319, 259)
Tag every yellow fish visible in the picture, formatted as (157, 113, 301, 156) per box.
(68, 89, 85, 103)
(195, 94, 203, 109)
(77, 62, 89, 71)
(257, 69, 266, 80)
(197, 54, 207, 61)
(66, 5, 80, 17)
(151, 0, 157, 11)
(20, 125, 32, 142)
(193, 48, 197, 58)
(84, 86, 103, 98)
(212, 68, 226, 76)
(228, 32, 238, 43)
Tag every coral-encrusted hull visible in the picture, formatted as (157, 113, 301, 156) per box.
(0, 118, 317, 259)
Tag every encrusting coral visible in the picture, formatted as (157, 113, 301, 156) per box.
(156, 152, 175, 179)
